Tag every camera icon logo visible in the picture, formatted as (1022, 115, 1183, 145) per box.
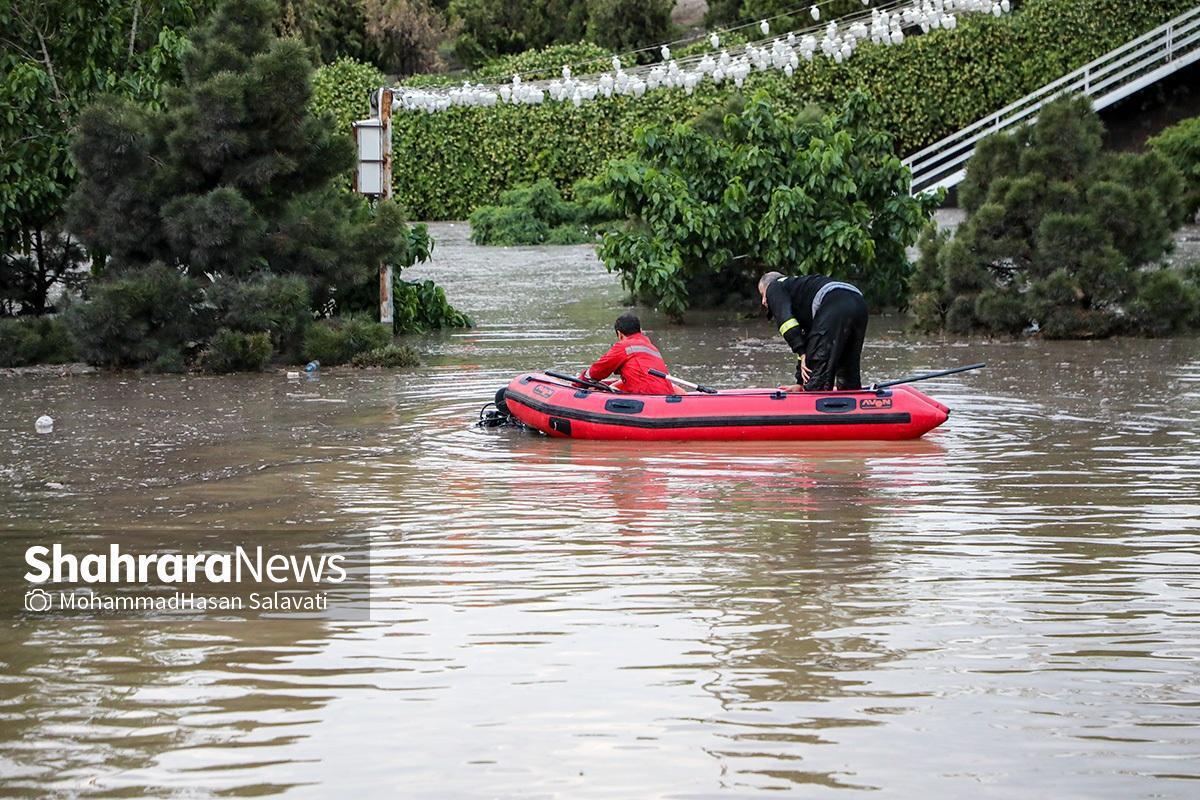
(24, 589, 52, 612)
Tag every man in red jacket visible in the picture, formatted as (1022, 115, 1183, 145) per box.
(582, 312, 678, 394)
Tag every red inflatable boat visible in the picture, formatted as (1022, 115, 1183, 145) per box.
(503, 372, 950, 441)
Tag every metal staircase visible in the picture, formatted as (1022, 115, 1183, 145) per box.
(905, 6, 1200, 195)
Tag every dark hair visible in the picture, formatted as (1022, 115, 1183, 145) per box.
(614, 312, 641, 335)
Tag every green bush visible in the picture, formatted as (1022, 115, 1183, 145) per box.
(1149, 115, 1200, 223)
(350, 342, 421, 367)
(0, 315, 76, 367)
(1127, 268, 1200, 337)
(65, 265, 209, 369)
(916, 95, 1193, 339)
(597, 91, 938, 318)
(394, 279, 475, 331)
(468, 179, 592, 245)
(974, 288, 1028, 335)
(206, 273, 312, 361)
(545, 223, 590, 244)
(446, 0, 670, 69)
(570, 174, 619, 232)
(380, 0, 1196, 219)
(202, 329, 273, 372)
(468, 206, 545, 246)
(303, 315, 392, 365)
(945, 295, 978, 335)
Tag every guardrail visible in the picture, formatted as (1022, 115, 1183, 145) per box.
(905, 6, 1200, 195)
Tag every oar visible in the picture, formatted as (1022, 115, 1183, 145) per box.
(649, 368, 719, 394)
(870, 362, 986, 390)
(544, 369, 618, 393)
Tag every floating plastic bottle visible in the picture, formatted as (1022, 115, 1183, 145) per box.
(35, 415, 53, 434)
(304, 361, 320, 373)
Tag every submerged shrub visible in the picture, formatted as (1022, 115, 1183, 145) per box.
(65, 265, 209, 369)
(1127, 269, 1200, 337)
(206, 274, 312, 361)
(303, 316, 392, 365)
(0, 316, 76, 367)
(469, 205, 548, 246)
(1148, 116, 1200, 223)
(974, 289, 1027, 335)
(351, 343, 420, 368)
(545, 224, 590, 244)
(469, 179, 592, 245)
(202, 329, 273, 372)
(393, 279, 474, 332)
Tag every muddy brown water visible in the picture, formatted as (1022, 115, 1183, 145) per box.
(1, 222, 1199, 797)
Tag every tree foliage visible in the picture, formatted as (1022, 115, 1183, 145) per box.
(63, 0, 467, 369)
(446, 0, 671, 68)
(705, 0, 866, 30)
(361, 0, 456, 76)
(0, 228, 86, 315)
(584, 0, 674, 57)
(447, 0, 590, 66)
(1149, 115, 1200, 224)
(0, 0, 212, 313)
(597, 91, 938, 319)
(913, 95, 1198, 339)
(68, 0, 407, 294)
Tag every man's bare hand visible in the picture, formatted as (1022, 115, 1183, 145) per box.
(799, 354, 812, 382)
(778, 384, 805, 393)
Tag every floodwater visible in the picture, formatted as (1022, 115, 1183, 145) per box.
(2, 222, 1199, 798)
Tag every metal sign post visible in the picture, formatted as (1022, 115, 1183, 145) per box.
(352, 87, 394, 326)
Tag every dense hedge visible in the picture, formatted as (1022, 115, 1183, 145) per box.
(311, 0, 1193, 219)
(311, 56, 386, 130)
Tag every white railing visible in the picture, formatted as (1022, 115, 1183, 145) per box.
(905, 5, 1200, 195)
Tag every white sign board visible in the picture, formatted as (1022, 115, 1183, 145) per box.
(353, 118, 386, 196)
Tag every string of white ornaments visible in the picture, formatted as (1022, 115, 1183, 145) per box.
(392, 0, 1012, 113)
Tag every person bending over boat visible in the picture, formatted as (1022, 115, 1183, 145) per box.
(581, 312, 678, 394)
(758, 271, 868, 392)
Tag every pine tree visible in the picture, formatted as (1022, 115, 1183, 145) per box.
(912, 96, 1194, 339)
(67, 0, 408, 308)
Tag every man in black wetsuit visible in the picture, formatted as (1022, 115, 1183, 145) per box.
(758, 271, 868, 392)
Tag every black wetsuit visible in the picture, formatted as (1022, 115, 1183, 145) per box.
(764, 275, 869, 391)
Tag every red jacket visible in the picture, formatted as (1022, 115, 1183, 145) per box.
(584, 332, 676, 394)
